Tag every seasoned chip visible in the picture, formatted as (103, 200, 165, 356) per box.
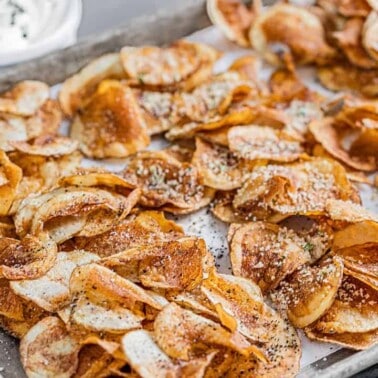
(61, 211, 183, 257)
(313, 274, 378, 333)
(0, 150, 22, 216)
(333, 17, 378, 69)
(11, 251, 99, 312)
(121, 40, 219, 90)
(0, 278, 24, 321)
(228, 125, 304, 162)
(14, 186, 140, 242)
(154, 302, 256, 360)
(317, 64, 378, 97)
(272, 256, 343, 328)
(233, 158, 358, 220)
(102, 237, 209, 290)
(250, 3, 335, 65)
(326, 199, 378, 224)
(70, 80, 150, 158)
(229, 222, 311, 293)
(59, 53, 125, 116)
(20, 316, 80, 378)
(310, 118, 377, 171)
(193, 138, 247, 190)
(207, 0, 256, 47)
(0, 233, 56, 280)
(121, 151, 214, 213)
(0, 81, 49, 116)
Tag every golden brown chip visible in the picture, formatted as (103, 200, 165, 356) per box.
(0, 278, 24, 321)
(0, 81, 49, 116)
(233, 158, 358, 220)
(70, 80, 150, 158)
(102, 237, 209, 290)
(349, 128, 378, 166)
(0, 150, 22, 216)
(309, 118, 377, 171)
(313, 274, 378, 333)
(250, 3, 336, 65)
(326, 199, 378, 224)
(228, 125, 304, 162)
(344, 267, 378, 290)
(121, 151, 214, 213)
(59, 53, 125, 116)
(317, 64, 378, 97)
(333, 17, 378, 69)
(272, 256, 343, 328)
(192, 138, 247, 190)
(20, 316, 80, 378)
(121, 40, 220, 91)
(229, 222, 311, 293)
(207, 0, 256, 47)
(0, 233, 57, 280)
(11, 251, 99, 312)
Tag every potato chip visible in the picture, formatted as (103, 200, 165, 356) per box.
(344, 267, 378, 290)
(20, 316, 80, 378)
(207, 0, 256, 47)
(272, 256, 343, 328)
(121, 40, 220, 91)
(102, 237, 209, 290)
(310, 118, 377, 171)
(250, 3, 335, 65)
(313, 274, 378, 333)
(0, 81, 49, 116)
(59, 53, 125, 116)
(121, 151, 214, 213)
(333, 17, 378, 69)
(326, 199, 378, 224)
(11, 251, 99, 312)
(0, 150, 22, 216)
(233, 158, 358, 220)
(228, 125, 304, 162)
(317, 64, 378, 97)
(71, 80, 150, 158)
(0, 278, 24, 321)
(0, 217, 16, 238)
(349, 128, 378, 167)
(0, 232, 57, 280)
(362, 11, 378, 62)
(229, 222, 311, 293)
(192, 138, 247, 190)
(155, 302, 255, 360)
(305, 327, 378, 350)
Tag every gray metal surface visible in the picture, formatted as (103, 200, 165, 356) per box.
(0, 1, 377, 377)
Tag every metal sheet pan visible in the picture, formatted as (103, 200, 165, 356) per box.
(0, 1, 377, 377)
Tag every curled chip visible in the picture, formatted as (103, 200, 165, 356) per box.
(121, 40, 220, 90)
(0, 81, 49, 116)
(20, 316, 80, 378)
(0, 150, 22, 216)
(228, 125, 304, 162)
(70, 80, 150, 158)
(102, 237, 209, 290)
(59, 53, 125, 116)
(11, 135, 78, 156)
(249, 3, 335, 65)
(229, 222, 311, 293)
(121, 151, 214, 214)
(232, 158, 358, 221)
(362, 11, 378, 62)
(11, 251, 99, 312)
(206, 0, 256, 47)
(122, 330, 215, 378)
(61, 211, 183, 257)
(272, 256, 343, 328)
(312, 274, 378, 334)
(310, 118, 377, 171)
(333, 17, 378, 69)
(0, 233, 56, 280)
(317, 64, 378, 97)
(14, 186, 140, 242)
(154, 302, 258, 360)
(192, 138, 247, 190)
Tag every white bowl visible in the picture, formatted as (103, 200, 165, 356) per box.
(0, 0, 82, 67)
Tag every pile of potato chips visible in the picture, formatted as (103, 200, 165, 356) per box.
(0, 2, 377, 376)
